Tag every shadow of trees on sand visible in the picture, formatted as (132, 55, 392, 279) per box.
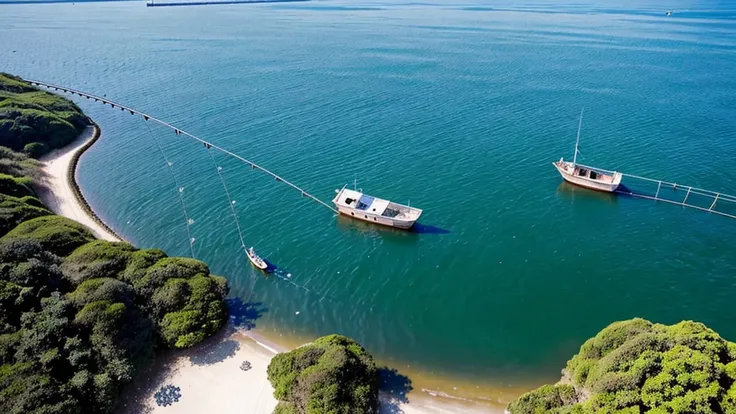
(188, 298, 267, 366)
(378, 367, 413, 413)
(189, 336, 241, 366)
(115, 298, 267, 413)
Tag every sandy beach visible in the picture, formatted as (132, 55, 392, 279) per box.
(117, 327, 279, 414)
(36, 125, 121, 242)
(116, 322, 500, 414)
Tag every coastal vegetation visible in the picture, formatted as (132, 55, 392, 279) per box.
(0, 75, 230, 413)
(507, 318, 736, 413)
(267, 334, 380, 414)
(0, 73, 88, 158)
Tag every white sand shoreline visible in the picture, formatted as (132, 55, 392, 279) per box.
(36, 125, 121, 242)
(117, 324, 500, 414)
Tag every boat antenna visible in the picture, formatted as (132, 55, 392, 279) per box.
(573, 107, 584, 166)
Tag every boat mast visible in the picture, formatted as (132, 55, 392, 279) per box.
(573, 107, 584, 166)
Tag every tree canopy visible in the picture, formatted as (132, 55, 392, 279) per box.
(267, 334, 380, 414)
(507, 318, 736, 414)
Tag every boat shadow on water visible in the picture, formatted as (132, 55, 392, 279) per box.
(336, 215, 449, 235)
(556, 181, 620, 204)
(410, 222, 450, 234)
(260, 259, 276, 274)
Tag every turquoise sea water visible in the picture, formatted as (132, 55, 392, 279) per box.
(3, 0, 736, 399)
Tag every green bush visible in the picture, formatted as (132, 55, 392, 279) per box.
(0, 194, 51, 237)
(0, 238, 64, 294)
(0, 173, 35, 198)
(506, 384, 579, 414)
(62, 240, 137, 284)
(0, 73, 88, 156)
(22, 142, 48, 159)
(2, 215, 95, 256)
(119, 248, 167, 284)
(507, 319, 736, 413)
(0, 146, 40, 179)
(134, 257, 209, 297)
(159, 309, 206, 348)
(267, 334, 379, 414)
(67, 278, 136, 308)
(150, 278, 189, 317)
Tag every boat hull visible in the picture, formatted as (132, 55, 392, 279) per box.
(335, 206, 418, 229)
(553, 162, 621, 193)
(246, 253, 268, 271)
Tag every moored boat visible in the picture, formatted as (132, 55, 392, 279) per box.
(553, 109, 622, 193)
(246, 247, 268, 270)
(332, 186, 422, 229)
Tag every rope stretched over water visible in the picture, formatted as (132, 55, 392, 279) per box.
(28, 78, 342, 301)
(204, 146, 259, 303)
(146, 122, 197, 258)
(23, 78, 339, 215)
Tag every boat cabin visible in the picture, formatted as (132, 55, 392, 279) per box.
(332, 187, 422, 228)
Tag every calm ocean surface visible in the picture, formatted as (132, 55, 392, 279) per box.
(3, 0, 736, 401)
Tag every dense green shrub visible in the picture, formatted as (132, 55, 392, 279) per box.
(119, 248, 167, 284)
(153, 274, 228, 347)
(0, 146, 39, 179)
(0, 73, 88, 156)
(0, 194, 51, 237)
(507, 384, 578, 414)
(134, 256, 209, 297)
(0, 238, 65, 294)
(3, 215, 95, 256)
(507, 319, 736, 413)
(0, 173, 35, 198)
(62, 241, 137, 284)
(67, 278, 137, 308)
(267, 334, 379, 414)
(22, 142, 48, 159)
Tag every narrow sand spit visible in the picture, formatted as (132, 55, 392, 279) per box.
(36, 125, 121, 242)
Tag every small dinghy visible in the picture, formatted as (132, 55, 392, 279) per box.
(246, 247, 268, 271)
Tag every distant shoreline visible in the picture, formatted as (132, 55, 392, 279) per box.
(0, 0, 134, 5)
(146, 0, 309, 7)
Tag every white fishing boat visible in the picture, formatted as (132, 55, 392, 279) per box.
(332, 185, 422, 229)
(553, 109, 622, 193)
(246, 247, 268, 270)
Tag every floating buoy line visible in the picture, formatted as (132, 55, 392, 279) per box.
(25, 78, 338, 301)
(24, 78, 338, 215)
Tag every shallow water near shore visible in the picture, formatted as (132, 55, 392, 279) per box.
(3, 0, 736, 405)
